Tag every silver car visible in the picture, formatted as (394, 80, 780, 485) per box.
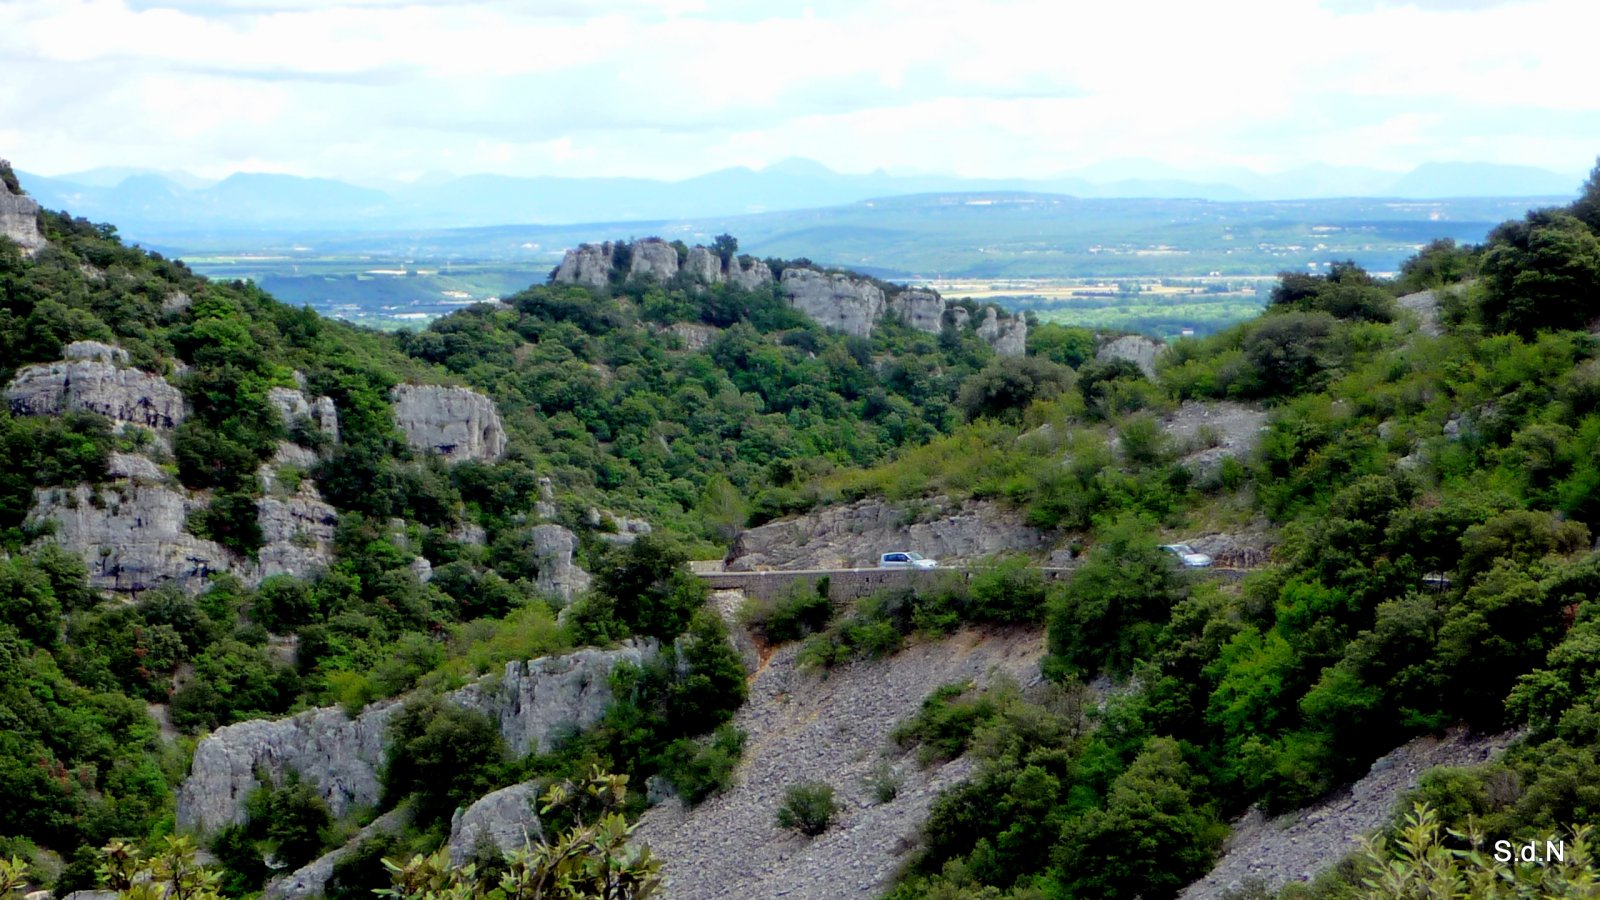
(1160, 544, 1213, 567)
(879, 551, 938, 569)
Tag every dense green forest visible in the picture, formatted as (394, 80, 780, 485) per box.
(7, 158, 1600, 899)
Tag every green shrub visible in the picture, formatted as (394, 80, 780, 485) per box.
(742, 580, 832, 644)
(775, 782, 836, 836)
(659, 725, 745, 804)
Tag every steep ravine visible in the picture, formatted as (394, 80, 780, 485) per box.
(633, 626, 1046, 900)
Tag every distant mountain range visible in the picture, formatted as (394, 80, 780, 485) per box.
(14, 157, 1585, 239)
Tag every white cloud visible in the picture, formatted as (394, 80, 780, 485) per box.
(1, 0, 1595, 181)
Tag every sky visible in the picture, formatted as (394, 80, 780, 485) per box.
(2, 0, 1597, 183)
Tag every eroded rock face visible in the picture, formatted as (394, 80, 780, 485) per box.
(887, 289, 946, 334)
(728, 257, 773, 290)
(976, 307, 1027, 357)
(529, 524, 591, 601)
(7, 349, 185, 430)
(448, 784, 543, 865)
(1096, 334, 1167, 379)
(177, 703, 401, 833)
(391, 384, 507, 463)
(177, 641, 657, 834)
(727, 496, 1048, 571)
(629, 238, 680, 281)
(780, 269, 886, 337)
(683, 247, 724, 283)
(30, 483, 232, 593)
(553, 242, 615, 288)
(0, 162, 45, 254)
(256, 489, 338, 581)
(268, 386, 340, 443)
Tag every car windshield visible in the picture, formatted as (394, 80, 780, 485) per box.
(905, 552, 924, 560)
(1169, 545, 1193, 554)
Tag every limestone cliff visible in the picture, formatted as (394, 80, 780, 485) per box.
(176, 640, 657, 834)
(7, 341, 185, 430)
(30, 482, 233, 593)
(391, 384, 507, 463)
(976, 307, 1028, 357)
(0, 160, 45, 254)
(528, 523, 592, 601)
(552, 242, 615, 289)
(683, 246, 724, 283)
(628, 238, 680, 281)
(727, 256, 773, 290)
(267, 385, 340, 444)
(886, 289, 945, 334)
(779, 268, 886, 338)
(446, 783, 543, 865)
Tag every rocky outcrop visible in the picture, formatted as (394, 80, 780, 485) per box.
(1097, 334, 1167, 378)
(780, 269, 887, 338)
(1160, 400, 1269, 481)
(446, 782, 543, 865)
(976, 307, 1027, 357)
(0, 161, 45, 254)
(107, 451, 166, 483)
(886, 289, 945, 334)
(726, 496, 1048, 571)
(1397, 289, 1443, 338)
(529, 524, 591, 601)
(633, 628, 1046, 900)
(256, 488, 338, 581)
(391, 384, 507, 463)
(265, 809, 409, 900)
(30, 483, 232, 593)
(629, 239, 680, 282)
(728, 257, 773, 291)
(177, 641, 656, 834)
(552, 242, 615, 289)
(1181, 729, 1520, 899)
(663, 322, 719, 351)
(267, 386, 339, 444)
(683, 246, 724, 283)
(7, 343, 185, 430)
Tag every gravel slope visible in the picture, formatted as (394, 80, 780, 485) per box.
(634, 627, 1046, 900)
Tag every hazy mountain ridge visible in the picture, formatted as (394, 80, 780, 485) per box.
(16, 157, 1583, 236)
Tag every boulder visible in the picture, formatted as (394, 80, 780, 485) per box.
(552, 242, 615, 288)
(446, 782, 543, 866)
(1096, 334, 1167, 379)
(683, 246, 724, 283)
(628, 238, 679, 282)
(7, 350, 185, 430)
(780, 268, 886, 337)
(976, 307, 1028, 357)
(529, 524, 591, 601)
(177, 641, 656, 834)
(0, 162, 45, 254)
(728, 256, 773, 290)
(887, 289, 946, 334)
(29, 483, 233, 593)
(390, 384, 507, 463)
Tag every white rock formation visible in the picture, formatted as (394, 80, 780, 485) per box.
(256, 488, 338, 581)
(1096, 334, 1167, 378)
(177, 641, 657, 834)
(268, 386, 339, 443)
(7, 346, 185, 430)
(683, 247, 724, 283)
(552, 242, 615, 289)
(264, 809, 409, 900)
(728, 257, 773, 290)
(0, 162, 45, 254)
(887, 289, 946, 334)
(446, 784, 543, 865)
(391, 384, 507, 463)
(529, 524, 591, 601)
(976, 307, 1028, 357)
(629, 238, 680, 281)
(29, 483, 232, 593)
(780, 269, 886, 337)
